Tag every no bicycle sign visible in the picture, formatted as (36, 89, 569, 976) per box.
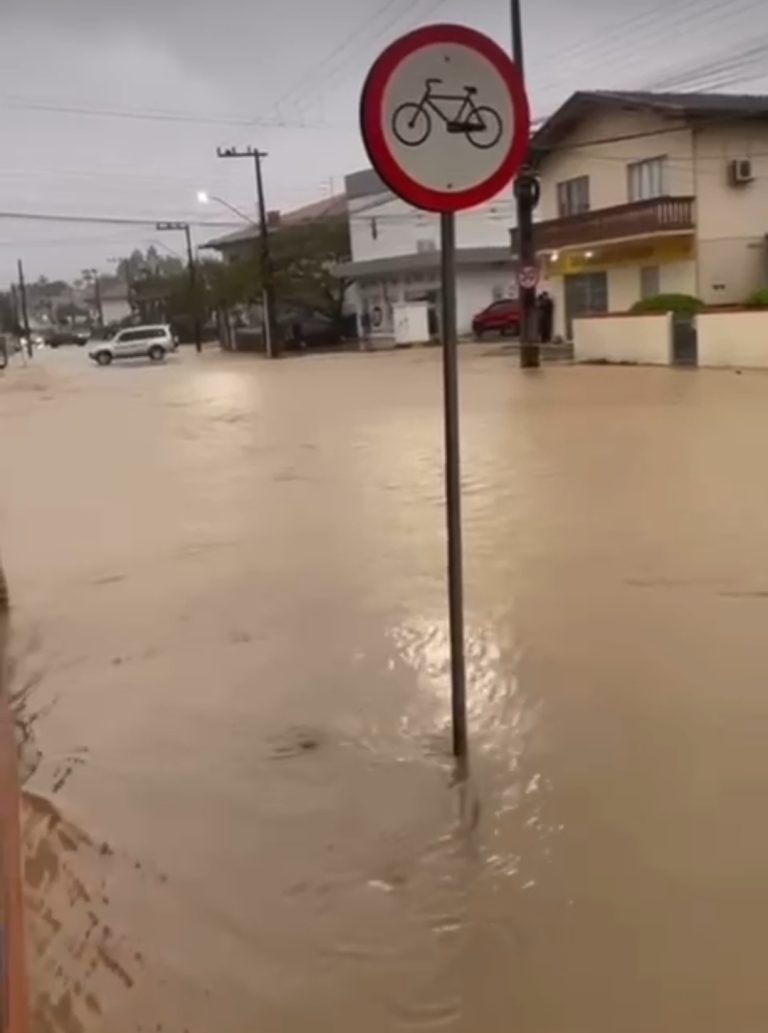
(359, 25, 531, 768)
(360, 23, 530, 212)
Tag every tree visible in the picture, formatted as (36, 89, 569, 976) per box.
(271, 220, 352, 329)
(116, 246, 184, 284)
(0, 292, 14, 332)
(208, 220, 352, 328)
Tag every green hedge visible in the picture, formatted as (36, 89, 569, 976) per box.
(630, 293, 703, 315)
(745, 288, 768, 308)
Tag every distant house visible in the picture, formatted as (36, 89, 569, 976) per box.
(85, 278, 132, 326)
(332, 168, 517, 340)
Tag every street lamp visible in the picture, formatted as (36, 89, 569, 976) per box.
(197, 186, 275, 357)
(197, 191, 257, 226)
(155, 221, 202, 353)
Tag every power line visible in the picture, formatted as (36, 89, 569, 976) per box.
(270, 0, 409, 111)
(275, 0, 448, 117)
(533, 0, 765, 108)
(645, 40, 768, 92)
(0, 95, 326, 130)
(0, 210, 241, 228)
(0, 235, 140, 248)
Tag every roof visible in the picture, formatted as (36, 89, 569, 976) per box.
(345, 168, 388, 200)
(332, 246, 512, 280)
(532, 89, 768, 156)
(203, 193, 347, 250)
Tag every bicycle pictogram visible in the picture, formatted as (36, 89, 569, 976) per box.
(391, 79, 504, 150)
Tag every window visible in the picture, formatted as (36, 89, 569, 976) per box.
(119, 328, 162, 342)
(370, 217, 378, 240)
(628, 157, 666, 201)
(557, 176, 590, 217)
(640, 266, 660, 299)
(492, 285, 504, 301)
(416, 238, 437, 253)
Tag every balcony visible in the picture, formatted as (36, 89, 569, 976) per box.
(511, 196, 695, 254)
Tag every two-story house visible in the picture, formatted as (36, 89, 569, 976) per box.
(335, 168, 516, 339)
(525, 91, 768, 340)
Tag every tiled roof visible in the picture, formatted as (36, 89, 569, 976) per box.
(203, 193, 347, 250)
(532, 90, 768, 155)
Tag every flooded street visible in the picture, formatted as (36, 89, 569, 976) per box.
(3, 347, 768, 1032)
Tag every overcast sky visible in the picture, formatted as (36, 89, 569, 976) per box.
(1, 0, 766, 284)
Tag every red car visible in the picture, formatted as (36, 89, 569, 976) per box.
(472, 299, 520, 338)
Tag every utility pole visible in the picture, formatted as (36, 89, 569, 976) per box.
(511, 0, 541, 369)
(217, 146, 279, 358)
(156, 222, 202, 353)
(82, 268, 104, 332)
(16, 260, 30, 342)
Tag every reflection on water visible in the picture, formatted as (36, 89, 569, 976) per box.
(3, 352, 768, 1030)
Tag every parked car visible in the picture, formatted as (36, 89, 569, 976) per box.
(280, 314, 343, 350)
(471, 299, 521, 338)
(46, 328, 89, 348)
(88, 325, 177, 366)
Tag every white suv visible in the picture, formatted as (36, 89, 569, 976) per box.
(89, 325, 178, 365)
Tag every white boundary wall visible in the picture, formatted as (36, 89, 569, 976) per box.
(573, 314, 672, 364)
(698, 311, 768, 368)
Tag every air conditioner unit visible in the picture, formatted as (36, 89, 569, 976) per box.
(729, 158, 754, 185)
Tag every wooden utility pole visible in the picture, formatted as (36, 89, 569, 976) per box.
(216, 146, 279, 358)
(155, 222, 202, 352)
(511, 0, 541, 368)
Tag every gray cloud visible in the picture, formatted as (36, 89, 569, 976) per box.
(1, 0, 766, 282)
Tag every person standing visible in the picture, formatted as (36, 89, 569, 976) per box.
(537, 291, 554, 344)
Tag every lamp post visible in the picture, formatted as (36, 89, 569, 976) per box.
(197, 191, 257, 226)
(155, 221, 202, 353)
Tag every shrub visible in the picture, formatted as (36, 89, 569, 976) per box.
(630, 293, 703, 315)
(745, 288, 768, 308)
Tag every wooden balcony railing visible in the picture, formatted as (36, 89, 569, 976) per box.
(511, 196, 695, 254)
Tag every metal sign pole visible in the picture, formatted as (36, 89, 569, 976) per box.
(361, 23, 531, 773)
(440, 211, 468, 766)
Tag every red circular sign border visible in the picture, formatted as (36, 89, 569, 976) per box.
(360, 24, 531, 213)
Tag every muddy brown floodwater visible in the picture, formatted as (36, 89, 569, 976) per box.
(2, 347, 768, 1032)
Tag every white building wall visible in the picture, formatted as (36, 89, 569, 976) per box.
(537, 108, 695, 221)
(694, 123, 768, 305)
(456, 268, 515, 336)
(574, 314, 671, 364)
(698, 310, 768, 368)
(607, 265, 640, 312)
(101, 299, 131, 324)
(549, 276, 566, 340)
(349, 191, 514, 263)
(660, 259, 697, 296)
